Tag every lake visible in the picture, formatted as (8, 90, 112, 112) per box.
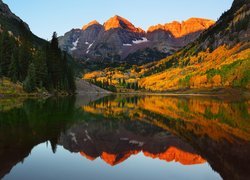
(0, 95, 249, 180)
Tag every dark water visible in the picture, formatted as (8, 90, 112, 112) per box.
(0, 95, 249, 180)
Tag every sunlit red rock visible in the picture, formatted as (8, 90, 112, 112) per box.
(80, 151, 97, 161)
(103, 15, 145, 33)
(143, 147, 206, 165)
(79, 148, 205, 166)
(148, 18, 215, 38)
(82, 20, 101, 30)
(100, 151, 140, 166)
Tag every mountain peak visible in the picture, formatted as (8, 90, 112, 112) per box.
(82, 20, 101, 30)
(148, 17, 215, 38)
(104, 15, 144, 33)
(185, 17, 215, 26)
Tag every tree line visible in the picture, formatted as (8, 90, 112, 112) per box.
(0, 30, 75, 94)
(90, 78, 140, 92)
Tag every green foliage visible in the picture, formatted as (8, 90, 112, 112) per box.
(179, 75, 192, 87)
(206, 60, 243, 80)
(125, 82, 139, 90)
(90, 79, 117, 92)
(205, 59, 249, 88)
(233, 69, 250, 87)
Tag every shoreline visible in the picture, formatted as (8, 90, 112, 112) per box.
(1, 88, 249, 99)
(115, 88, 250, 97)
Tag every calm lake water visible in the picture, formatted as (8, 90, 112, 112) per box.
(0, 95, 249, 180)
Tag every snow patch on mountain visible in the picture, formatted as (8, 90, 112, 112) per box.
(71, 38, 79, 51)
(123, 44, 132, 46)
(132, 37, 149, 44)
(129, 140, 144, 147)
(86, 42, 94, 54)
(69, 132, 77, 144)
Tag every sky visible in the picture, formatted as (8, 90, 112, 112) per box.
(4, 0, 233, 40)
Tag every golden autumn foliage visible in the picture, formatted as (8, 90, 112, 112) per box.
(83, 43, 249, 92)
(139, 44, 250, 91)
(212, 75, 222, 86)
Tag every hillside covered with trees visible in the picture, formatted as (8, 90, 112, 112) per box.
(0, 30, 75, 95)
(0, 0, 76, 96)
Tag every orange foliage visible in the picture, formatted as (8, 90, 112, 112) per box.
(212, 75, 222, 87)
(190, 75, 208, 88)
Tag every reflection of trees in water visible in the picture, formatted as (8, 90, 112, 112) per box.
(0, 97, 79, 179)
(83, 95, 250, 180)
(84, 95, 250, 140)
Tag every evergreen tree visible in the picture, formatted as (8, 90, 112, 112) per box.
(61, 52, 68, 90)
(9, 52, 20, 83)
(66, 66, 76, 93)
(0, 31, 16, 76)
(47, 32, 63, 90)
(0, 35, 3, 83)
(34, 50, 48, 88)
(23, 63, 36, 92)
(18, 40, 32, 81)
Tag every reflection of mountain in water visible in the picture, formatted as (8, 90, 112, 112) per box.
(59, 120, 205, 166)
(0, 95, 249, 180)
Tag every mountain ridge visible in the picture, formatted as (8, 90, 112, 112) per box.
(0, 0, 46, 46)
(147, 17, 215, 36)
(59, 16, 214, 65)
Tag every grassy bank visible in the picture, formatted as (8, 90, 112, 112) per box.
(0, 78, 50, 98)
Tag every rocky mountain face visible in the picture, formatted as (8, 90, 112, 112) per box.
(59, 120, 205, 166)
(59, 15, 214, 64)
(0, 0, 29, 29)
(0, 0, 45, 45)
(196, 0, 250, 50)
(147, 18, 215, 52)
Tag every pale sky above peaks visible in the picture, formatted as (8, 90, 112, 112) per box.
(4, 0, 233, 40)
